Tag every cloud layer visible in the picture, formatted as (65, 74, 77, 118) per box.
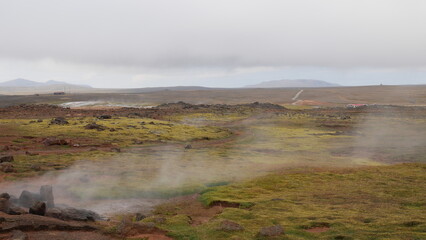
(1, 0, 425, 69)
(0, 0, 425, 87)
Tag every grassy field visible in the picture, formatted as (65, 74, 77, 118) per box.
(151, 163, 425, 240)
(1, 104, 425, 239)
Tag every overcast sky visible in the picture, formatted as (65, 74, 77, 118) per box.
(0, 0, 425, 88)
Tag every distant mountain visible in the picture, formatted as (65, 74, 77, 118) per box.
(0, 79, 92, 88)
(115, 86, 215, 93)
(0, 78, 45, 87)
(245, 79, 340, 88)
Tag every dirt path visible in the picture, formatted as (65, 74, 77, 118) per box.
(292, 89, 304, 101)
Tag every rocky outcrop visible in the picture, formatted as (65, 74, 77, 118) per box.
(46, 207, 102, 221)
(18, 191, 41, 208)
(42, 137, 69, 146)
(0, 155, 14, 163)
(40, 185, 54, 208)
(50, 117, 69, 125)
(29, 202, 46, 216)
(84, 123, 107, 131)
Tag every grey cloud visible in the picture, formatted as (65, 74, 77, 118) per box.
(0, 0, 426, 69)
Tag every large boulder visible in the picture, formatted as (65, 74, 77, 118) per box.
(18, 191, 41, 208)
(0, 162, 15, 173)
(46, 207, 102, 221)
(97, 115, 112, 120)
(42, 137, 69, 146)
(29, 201, 46, 216)
(84, 123, 107, 131)
(0, 193, 10, 200)
(0, 197, 10, 213)
(0, 155, 14, 163)
(50, 117, 69, 125)
(40, 185, 54, 208)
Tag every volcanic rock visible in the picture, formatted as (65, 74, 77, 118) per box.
(40, 185, 54, 208)
(258, 224, 284, 237)
(0, 197, 10, 213)
(0, 155, 14, 163)
(0, 193, 11, 200)
(97, 115, 112, 119)
(0, 162, 15, 173)
(42, 137, 69, 146)
(46, 207, 102, 221)
(0, 211, 97, 232)
(219, 220, 244, 231)
(8, 206, 27, 215)
(29, 201, 46, 216)
(135, 213, 146, 221)
(50, 117, 69, 125)
(84, 123, 107, 131)
(18, 191, 41, 208)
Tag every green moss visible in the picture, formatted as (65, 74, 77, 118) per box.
(159, 163, 426, 239)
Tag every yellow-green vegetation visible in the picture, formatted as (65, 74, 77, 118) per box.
(153, 163, 426, 240)
(170, 112, 248, 125)
(1, 111, 425, 202)
(0, 117, 231, 146)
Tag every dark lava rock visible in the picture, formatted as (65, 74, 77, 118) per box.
(29, 201, 46, 216)
(0, 193, 11, 199)
(84, 123, 107, 131)
(18, 191, 41, 208)
(11, 230, 28, 240)
(42, 137, 69, 146)
(8, 205, 27, 215)
(258, 224, 284, 237)
(46, 207, 102, 221)
(219, 220, 244, 231)
(50, 117, 69, 125)
(0, 197, 10, 213)
(97, 115, 112, 119)
(0, 162, 15, 173)
(0, 155, 14, 163)
(135, 213, 146, 221)
(40, 185, 54, 208)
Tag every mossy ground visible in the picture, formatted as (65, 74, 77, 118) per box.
(1, 111, 425, 199)
(1, 107, 425, 239)
(153, 163, 426, 240)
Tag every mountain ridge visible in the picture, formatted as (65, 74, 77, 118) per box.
(245, 79, 340, 88)
(0, 78, 92, 88)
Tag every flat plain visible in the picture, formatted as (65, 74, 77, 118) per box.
(0, 85, 425, 239)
